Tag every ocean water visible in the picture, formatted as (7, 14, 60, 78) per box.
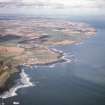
(0, 14, 105, 105)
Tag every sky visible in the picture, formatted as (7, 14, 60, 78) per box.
(0, 0, 105, 15)
(0, 0, 105, 8)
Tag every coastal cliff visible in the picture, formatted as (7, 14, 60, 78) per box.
(0, 18, 96, 92)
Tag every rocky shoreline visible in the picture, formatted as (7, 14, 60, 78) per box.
(0, 18, 96, 93)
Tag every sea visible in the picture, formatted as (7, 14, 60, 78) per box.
(0, 9, 105, 105)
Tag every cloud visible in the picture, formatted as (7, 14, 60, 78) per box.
(0, 0, 63, 8)
(0, 0, 105, 9)
(0, 0, 104, 15)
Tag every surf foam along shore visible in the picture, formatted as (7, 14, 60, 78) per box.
(49, 47, 73, 63)
(0, 47, 72, 99)
(0, 18, 96, 99)
(0, 69, 34, 99)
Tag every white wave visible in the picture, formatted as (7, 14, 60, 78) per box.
(51, 47, 73, 64)
(49, 64, 55, 68)
(62, 53, 72, 63)
(0, 69, 34, 99)
(50, 48, 63, 53)
(13, 101, 20, 105)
